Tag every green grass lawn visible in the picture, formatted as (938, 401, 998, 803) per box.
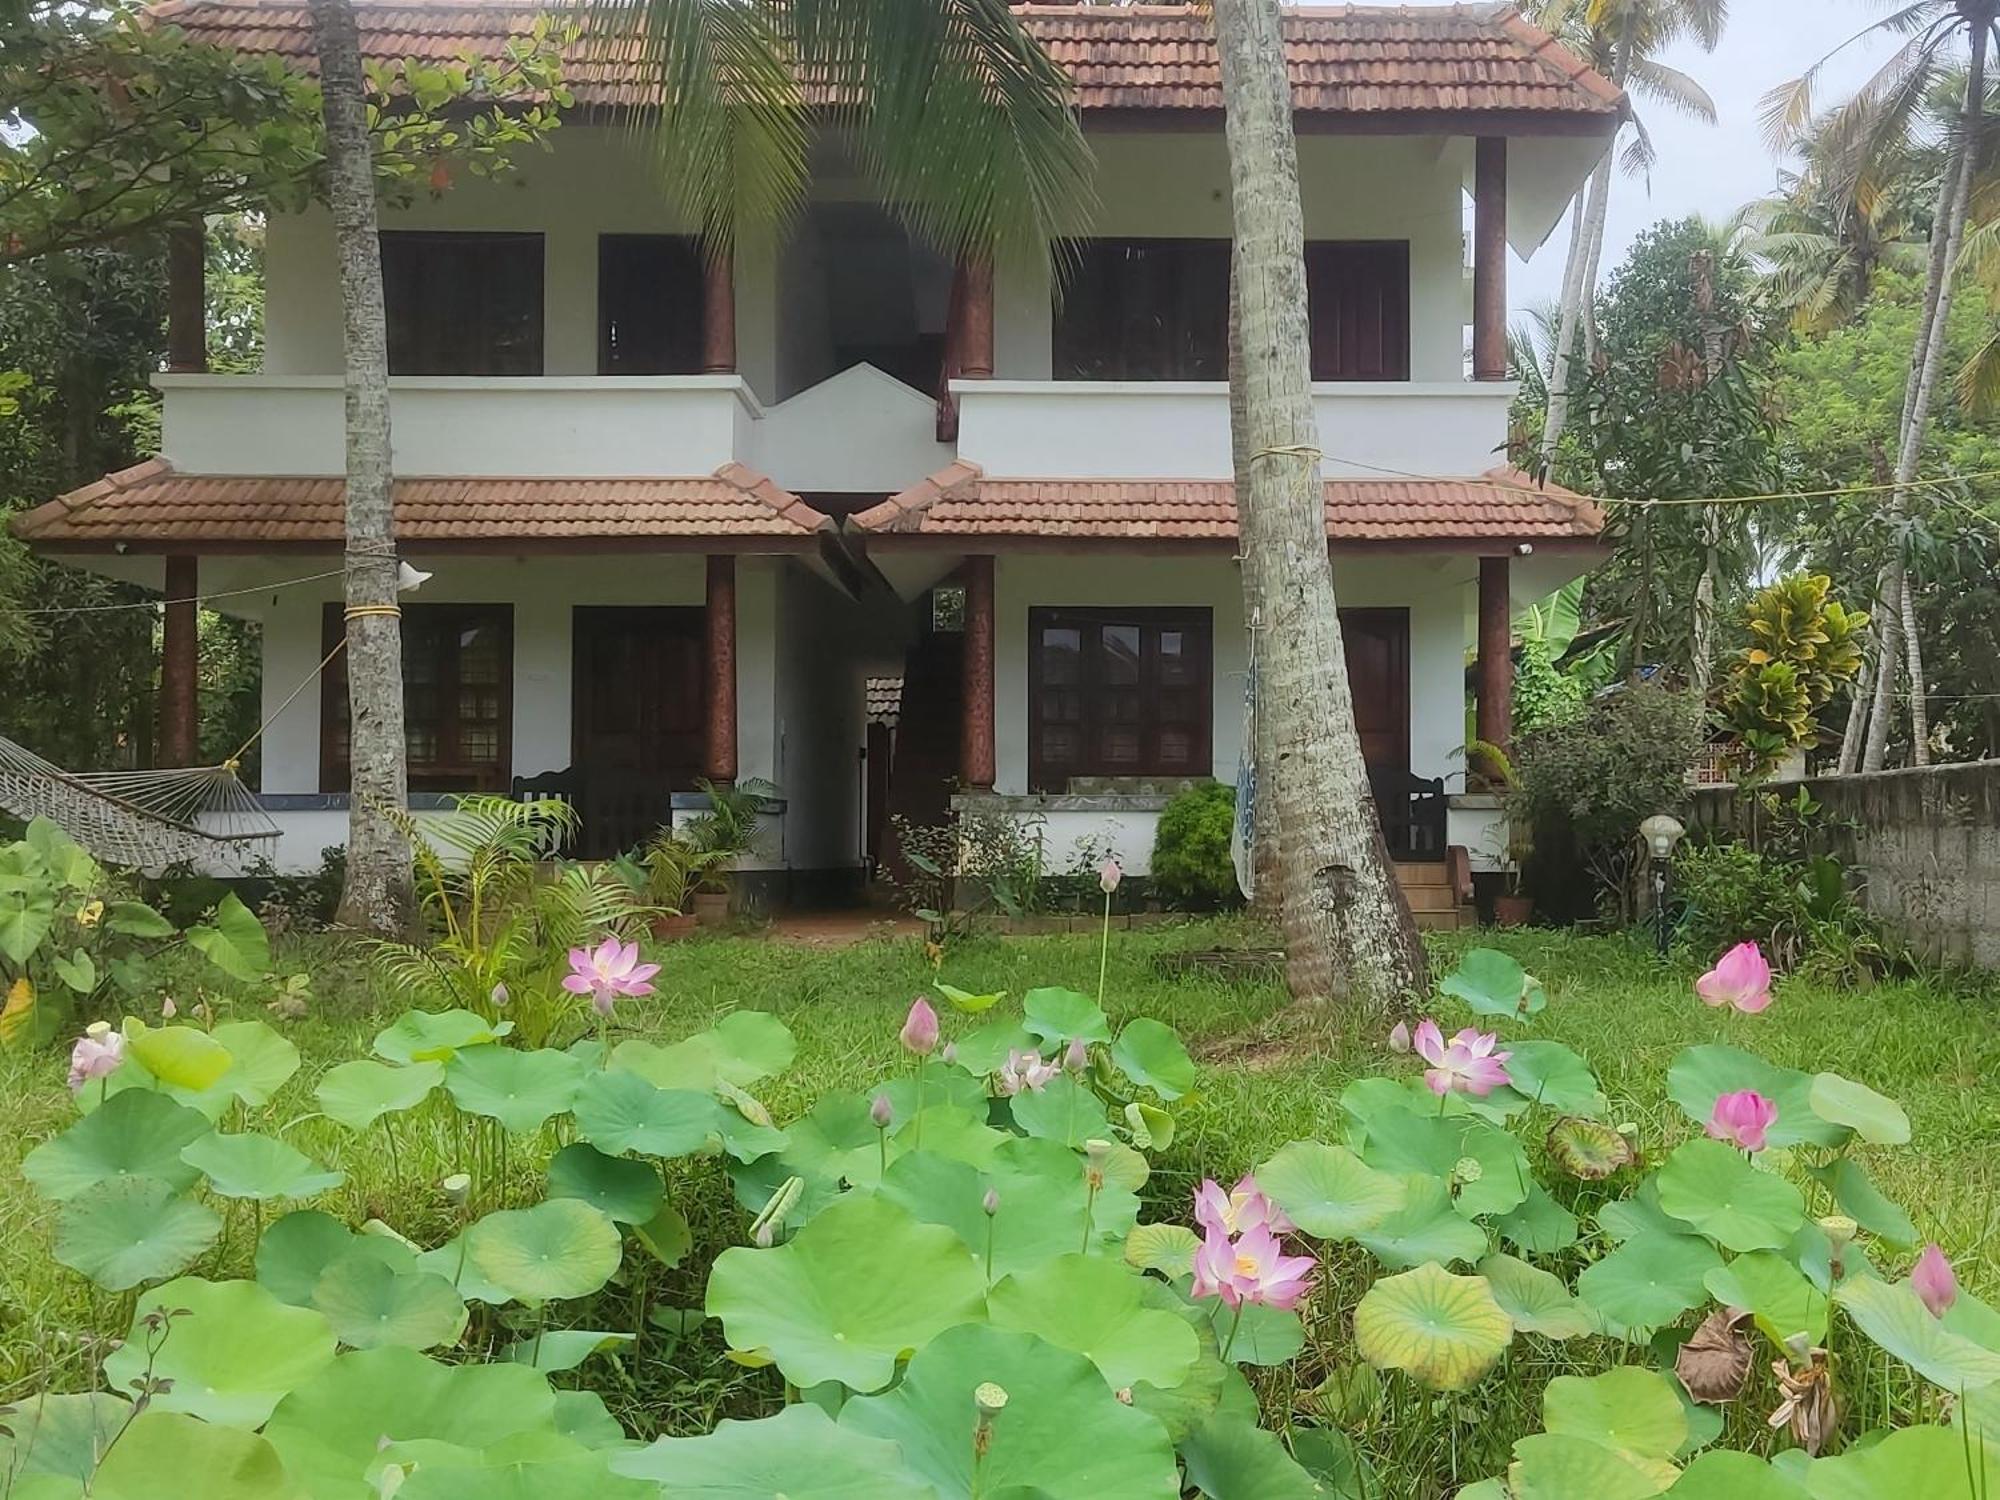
(4, 919, 1996, 1494)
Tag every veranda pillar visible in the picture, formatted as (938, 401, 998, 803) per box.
(160, 555, 200, 767)
(1472, 137, 1508, 382)
(167, 224, 207, 374)
(1476, 554, 1513, 780)
(704, 555, 738, 784)
(960, 555, 995, 791)
(701, 250, 736, 375)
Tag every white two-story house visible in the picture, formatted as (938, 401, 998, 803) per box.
(13, 0, 1619, 909)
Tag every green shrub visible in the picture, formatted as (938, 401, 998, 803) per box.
(1148, 782, 1240, 909)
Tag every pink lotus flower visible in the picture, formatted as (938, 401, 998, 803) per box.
(900, 997, 939, 1057)
(1192, 1222, 1314, 1312)
(997, 1048, 1059, 1096)
(1912, 1244, 1958, 1319)
(67, 1022, 125, 1093)
(1193, 1174, 1295, 1238)
(562, 936, 660, 1018)
(1706, 1089, 1778, 1153)
(1387, 1020, 1411, 1054)
(1697, 941, 1773, 1014)
(1098, 859, 1123, 894)
(1412, 1019, 1513, 1098)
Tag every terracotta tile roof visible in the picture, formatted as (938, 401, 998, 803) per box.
(145, 0, 1621, 121)
(852, 462, 1605, 544)
(11, 459, 833, 548)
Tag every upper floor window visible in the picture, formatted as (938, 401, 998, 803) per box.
(1029, 607, 1211, 789)
(380, 231, 544, 376)
(1052, 237, 1409, 381)
(321, 603, 513, 792)
(599, 234, 705, 375)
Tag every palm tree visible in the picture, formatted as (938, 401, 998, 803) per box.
(1211, 0, 1425, 1007)
(1535, 0, 1729, 463)
(1767, 0, 1996, 771)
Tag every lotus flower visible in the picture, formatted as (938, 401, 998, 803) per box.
(1706, 1089, 1778, 1153)
(1063, 1037, 1089, 1073)
(997, 1048, 1059, 1096)
(1387, 1020, 1411, 1054)
(1193, 1174, 1295, 1238)
(1412, 1019, 1513, 1098)
(562, 936, 660, 1018)
(1192, 1222, 1314, 1312)
(900, 997, 939, 1057)
(1697, 941, 1773, 1014)
(1912, 1244, 1958, 1319)
(67, 1022, 124, 1093)
(1098, 859, 1123, 894)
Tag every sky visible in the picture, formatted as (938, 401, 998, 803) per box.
(1507, 0, 1910, 318)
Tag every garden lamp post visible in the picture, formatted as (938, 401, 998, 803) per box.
(1640, 813, 1685, 956)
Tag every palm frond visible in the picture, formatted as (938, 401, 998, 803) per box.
(1956, 324, 2000, 414)
(1759, 2, 1947, 153)
(1628, 56, 1716, 121)
(1620, 111, 1658, 180)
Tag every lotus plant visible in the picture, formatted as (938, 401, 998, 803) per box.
(1697, 941, 1773, 1014)
(1706, 1089, 1778, 1153)
(1194, 1174, 1295, 1238)
(1411, 1020, 1512, 1101)
(1911, 1244, 1957, 1319)
(66, 1021, 123, 1096)
(564, 935, 660, 1060)
(1189, 1174, 1313, 1360)
(1096, 857, 1122, 1018)
(901, 997, 939, 1147)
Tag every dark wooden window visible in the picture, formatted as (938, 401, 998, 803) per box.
(320, 604, 513, 792)
(1028, 608, 1211, 789)
(380, 231, 544, 375)
(598, 234, 705, 375)
(1053, 237, 1408, 381)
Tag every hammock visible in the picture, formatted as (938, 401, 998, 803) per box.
(0, 733, 278, 869)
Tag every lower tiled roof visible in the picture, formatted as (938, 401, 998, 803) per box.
(10, 459, 832, 547)
(853, 462, 1605, 544)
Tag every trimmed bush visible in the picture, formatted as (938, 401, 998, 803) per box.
(1149, 782, 1241, 909)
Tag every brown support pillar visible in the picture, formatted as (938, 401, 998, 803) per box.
(160, 555, 200, 767)
(704, 554, 738, 784)
(167, 224, 207, 374)
(960, 555, 996, 790)
(701, 249, 737, 375)
(959, 258, 994, 380)
(1476, 554, 1513, 781)
(1472, 137, 1508, 382)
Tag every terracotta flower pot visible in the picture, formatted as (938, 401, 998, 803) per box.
(1492, 893, 1533, 927)
(692, 891, 731, 928)
(650, 912, 698, 942)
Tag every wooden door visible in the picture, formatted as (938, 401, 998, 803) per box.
(1339, 608, 1410, 781)
(571, 607, 705, 857)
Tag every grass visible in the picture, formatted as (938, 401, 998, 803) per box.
(3, 918, 1996, 1495)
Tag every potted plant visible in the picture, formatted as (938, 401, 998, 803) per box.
(1469, 739, 1534, 926)
(631, 832, 723, 941)
(679, 778, 777, 927)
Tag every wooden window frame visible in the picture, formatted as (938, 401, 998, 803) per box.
(1027, 606, 1212, 790)
(596, 233, 706, 376)
(380, 230, 545, 376)
(319, 603, 514, 793)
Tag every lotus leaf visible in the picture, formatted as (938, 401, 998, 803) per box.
(571, 1070, 721, 1157)
(1498, 1040, 1604, 1116)
(1654, 1140, 1805, 1251)
(374, 1009, 512, 1065)
(1543, 1367, 1688, 1460)
(1578, 1235, 1722, 1338)
(1664, 1450, 1808, 1497)
(257, 1211, 416, 1306)
(54, 1179, 220, 1290)
(951, 1019, 1039, 1075)
(987, 1253, 1200, 1392)
(1833, 1277, 2000, 1392)
(503, 1330, 633, 1372)
(1352, 1175, 1491, 1270)
(1008, 1074, 1109, 1148)
(315, 1059, 444, 1130)
(124, 1019, 233, 1091)
(547, 1141, 665, 1224)
(312, 1254, 468, 1350)
(0, 1392, 128, 1486)
(611, 1404, 935, 1498)
(1546, 1117, 1634, 1180)
(1439, 947, 1546, 1019)
(1666, 1046, 1844, 1149)
(384, 1454, 655, 1500)
(181, 1131, 344, 1201)
(1478, 1253, 1595, 1339)
(24, 1087, 211, 1200)
(107, 1278, 336, 1427)
(1254, 1140, 1406, 1241)
(1205, 1298, 1304, 1367)
(1495, 1183, 1580, 1255)
(1358, 1109, 1531, 1220)
(1806, 1158, 1917, 1247)
(1507, 1434, 1677, 1500)
(1807, 1073, 1910, 1146)
(89, 1412, 306, 1500)
(1021, 986, 1112, 1045)
(1178, 1409, 1329, 1500)
(1704, 1251, 1829, 1346)
(611, 1011, 795, 1092)
(466, 1200, 622, 1304)
(842, 1323, 1180, 1499)
(633, 1202, 694, 1267)
(1110, 1018, 1196, 1099)
(1124, 1223, 1200, 1279)
(706, 1193, 986, 1391)
(443, 1046, 585, 1134)
(1800, 1424, 2000, 1497)
(878, 1137, 1138, 1277)
(1353, 1262, 1512, 1391)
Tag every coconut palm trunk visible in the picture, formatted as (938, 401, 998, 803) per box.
(1228, 264, 1284, 921)
(1211, 0, 1424, 1007)
(310, 0, 418, 936)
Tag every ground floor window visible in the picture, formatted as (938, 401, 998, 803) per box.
(1028, 607, 1212, 789)
(320, 604, 513, 792)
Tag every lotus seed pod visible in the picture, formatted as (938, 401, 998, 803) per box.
(441, 1173, 471, 1208)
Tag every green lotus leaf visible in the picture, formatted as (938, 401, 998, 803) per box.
(776, 1091, 883, 1188)
(1254, 1140, 1407, 1241)
(611, 1404, 935, 1499)
(443, 1046, 586, 1135)
(466, 1200, 622, 1305)
(206, 1020, 302, 1105)
(1353, 1262, 1512, 1391)
(1508, 1434, 1677, 1500)
(257, 1210, 417, 1306)
(1439, 947, 1546, 1019)
(315, 1059, 444, 1131)
(1206, 1297, 1305, 1367)
(1496, 1182, 1581, 1255)
(937, 981, 1005, 1013)
(503, 1330, 634, 1372)
(24, 1087, 212, 1200)
(1478, 1253, 1595, 1339)
(373, 1453, 654, 1500)
(951, 1019, 1039, 1075)
(633, 1202, 694, 1268)
(1342, 1074, 1494, 1132)
(842, 1323, 1180, 1500)
(106, 1278, 336, 1427)
(1125, 1100, 1176, 1151)
(547, 1142, 665, 1224)
(374, 1009, 512, 1065)
(552, 1389, 625, 1450)
(1546, 1117, 1634, 1180)
(1577, 1235, 1723, 1339)
(1664, 1450, 1808, 1498)
(1801, 1424, 2000, 1497)
(55, 1179, 221, 1290)
(90, 1412, 307, 1500)
(1125, 1282, 1231, 1441)
(1498, 1040, 1604, 1115)
(1787, 1219, 1882, 1294)
(1543, 1367, 1688, 1460)
(1358, 1109, 1531, 1220)
(613, 1011, 796, 1092)
(312, 1254, 468, 1351)
(418, 1232, 516, 1305)
(1110, 1018, 1196, 1100)
(1286, 1428, 1377, 1499)
(181, 1131, 344, 1201)
(706, 1193, 987, 1392)
(1655, 1140, 1805, 1252)
(1833, 1277, 2000, 1393)
(877, 1067, 991, 1128)
(1666, 1045, 1845, 1149)
(878, 1137, 1139, 1278)
(124, 1019, 233, 1092)
(1352, 1175, 1491, 1270)
(1178, 1409, 1328, 1500)
(1021, 985, 1112, 1045)
(1704, 1251, 1830, 1346)
(1125, 1223, 1200, 1279)
(571, 1070, 721, 1157)
(1008, 1074, 1109, 1148)
(987, 1253, 1200, 1392)
(0, 1392, 129, 1486)
(1599, 1181, 1701, 1245)
(1806, 1158, 1917, 1247)
(1806, 1072, 1910, 1146)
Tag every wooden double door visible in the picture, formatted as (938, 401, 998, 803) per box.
(570, 607, 706, 857)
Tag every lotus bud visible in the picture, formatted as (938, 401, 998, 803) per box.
(750, 1175, 804, 1249)
(754, 1219, 776, 1248)
(441, 1173, 471, 1208)
(490, 982, 510, 1011)
(941, 1041, 958, 1066)
(1098, 859, 1123, 894)
(1912, 1243, 1958, 1319)
(160, 997, 177, 1019)
(900, 996, 940, 1057)
(982, 1188, 1000, 1217)
(870, 1093, 893, 1129)
(1064, 1037, 1089, 1072)
(1387, 1020, 1411, 1054)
